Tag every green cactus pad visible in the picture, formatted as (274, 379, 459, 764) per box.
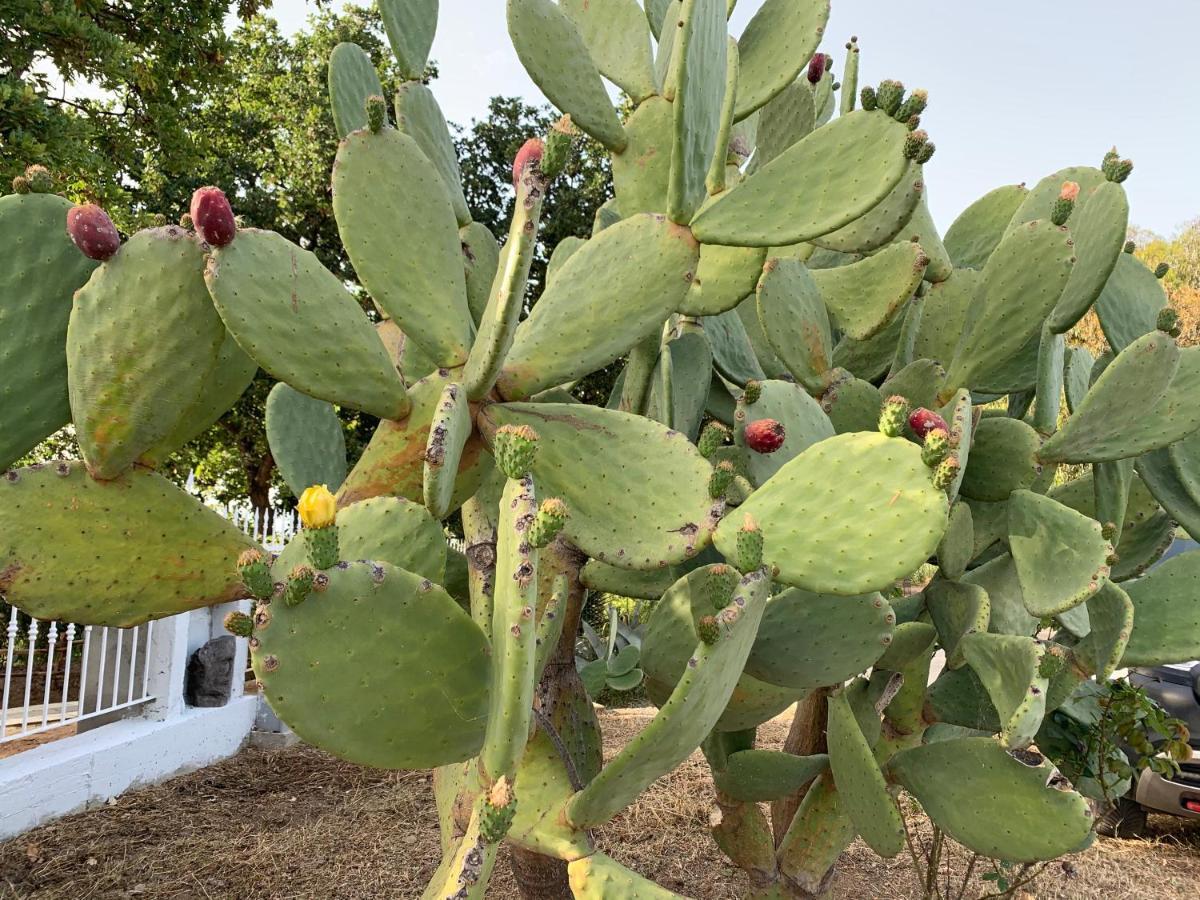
(926, 666, 1001, 733)
(1046, 180, 1129, 333)
(205, 229, 410, 420)
(958, 416, 1040, 502)
(832, 308, 907, 383)
(333, 128, 472, 367)
(961, 553, 1037, 637)
(753, 80, 816, 170)
(0, 462, 256, 626)
(0, 194, 97, 470)
(943, 184, 1028, 270)
(580, 559, 675, 600)
(423, 381, 472, 519)
(1008, 490, 1108, 617)
(718, 750, 829, 803)
(893, 191, 953, 283)
(377, 318, 437, 386)
(744, 587, 893, 689)
(141, 332, 258, 467)
(926, 577, 989, 668)
(733, 379, 834, 486)
(815, 375, 880, 436)
(254, 560, 489, 769)
(1094, 251, 1168, 353)
(567, 853, 686, 899)
(715, 431, 948, 594)
(498, 214, 700, 400)
(810, 163, 924, 255)
(611, 96, 671, 217)
(735, 296, 788, 377)
(1063, 346, 1094, 413)
(421, 805, 497, 899)
(546, 235, 585, 288)
(889, 737, 1093, 862)
(1078, 580, 1134, 680)
(667, 0, 726, 223)
(826, 690, 905, 857)
(1119, 549, 1200, 666)
(265, 383, 347, 497)
(943, 220, 1075, 395)
(959, 632, 1046, 748)
(679, 244, 766, 317)
(774, 771, 856, 895)
(506, 729, 592, 861)
(69, 226, 224, 479)
(338, 369, 492, 512)
(506, 0, 627, 151)
(810, 240, 928, 340)
(706, 310, 766, 386)
(395, 81, 471, 226)
(937, 501, 974, 580)
(274, 495, 446, 584)
(1006, 166, 1106, 233)
(755, 258, 832, 391)
(881, 359, 945, 412)
(568, 569, 769, 828)
(560, 0, 656, 101)
(647, 329, 714, 442)
(327, 42, 384, 139)
(378, 0, 437, 80)
(691, 111, 910, 248)
(874, 621, 937, 672)
(733, 0, 830, 120)
(479, 402, 720, 568)
(461, 222, 501, 325)
(1038, 330, 1181, 463)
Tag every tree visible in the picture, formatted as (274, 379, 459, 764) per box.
(1, 0, 269, 225)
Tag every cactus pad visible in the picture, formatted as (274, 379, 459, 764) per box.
(958, 416, 1040, 501)
(926, 577, 989, 668)
(69, 226, 224, 479)
(497, 214, 700, 400)
(733, 0, 830, 120)
(1045, 180, 1129, 333)
(690, 111, 911, 248)
(714, 431, 948, 594)
(1094, 251, 1168, 353)
(568, 853, 687, 899)
(377, 0, 437, 79)
(205, 229, 409, 420)
(810, 162, 924, 255)
(1008, 490, 1108, 617)
(479, 402, 720, 569)
(733, 379, 834, 486)
(265, 383, 347, 496)
(611, 96, 672, 217)
(943, 184, 1028, 270)
(253, 560, 489, 769)
(333, 128, 472, 366)
(889, 737, 1092, 862)
(327, 42, 384, 138)
(718, 750, 829, 802)
(755, 258, 832, 391)
(810, 240, 928, 340)
(394, 81, 471, 226)
(959, 633, 1046, 749)
(1119, 549, 1200, 666)
(0, 462, 255, 626)
(1079, 580, 1134, 680)
(0, 194, 97, 470)
(744, 587, 894, 689)
(826, 690, 904, 857)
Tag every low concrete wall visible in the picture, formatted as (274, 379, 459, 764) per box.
(0, 693, 257, 841)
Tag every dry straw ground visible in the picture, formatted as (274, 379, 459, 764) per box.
(1, 706, 1196, 899)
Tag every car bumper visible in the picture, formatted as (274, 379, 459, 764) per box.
(1134, 748, 1200, 819)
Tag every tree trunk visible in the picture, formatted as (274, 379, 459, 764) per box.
(509, 536, 601, 900)
(770, 687, 831, 847)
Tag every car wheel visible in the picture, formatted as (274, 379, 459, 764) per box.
(1094, 795, 1149, 838)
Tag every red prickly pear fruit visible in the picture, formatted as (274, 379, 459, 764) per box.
(745, 419, 786, 454)
(66, 204, 120, 261)
(806, 53, 827, 84)
(908, 407, 948, 440)
(512, 138, 544, 188)
(190, 186, 237, 247)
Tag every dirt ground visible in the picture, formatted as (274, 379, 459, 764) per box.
(1, 706, 1196, 899)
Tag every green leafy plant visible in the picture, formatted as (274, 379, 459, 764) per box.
(577, 606, 645, 699)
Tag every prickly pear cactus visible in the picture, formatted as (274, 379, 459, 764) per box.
(3, 2, 1198, 898)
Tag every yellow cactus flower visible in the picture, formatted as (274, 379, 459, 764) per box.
(298, 484, 337, 529)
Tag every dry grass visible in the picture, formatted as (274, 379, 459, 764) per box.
(1, 706, 1196, 899)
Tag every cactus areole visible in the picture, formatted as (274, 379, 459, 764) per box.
(2, 2, 1197, 897)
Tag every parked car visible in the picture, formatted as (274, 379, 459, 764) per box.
(1096, 538, 1200, 837)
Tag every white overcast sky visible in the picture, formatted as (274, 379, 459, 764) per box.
(252, 1, 1196, 235)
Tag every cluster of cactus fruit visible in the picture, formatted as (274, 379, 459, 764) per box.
(2, 0, 1199, 897)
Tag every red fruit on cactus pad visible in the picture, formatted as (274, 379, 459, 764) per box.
(512, 138, 544, 187)
(908, 407, 948, 439)
(745, 419, 786, 454)
(807, 53, 827, 84)
(190, 186, 237, 247)
(66, 204, 120, 261)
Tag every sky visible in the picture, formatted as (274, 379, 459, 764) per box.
(257, 0, 1197, 235)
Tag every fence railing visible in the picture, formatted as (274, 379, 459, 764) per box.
(2, 611, 154, 746)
